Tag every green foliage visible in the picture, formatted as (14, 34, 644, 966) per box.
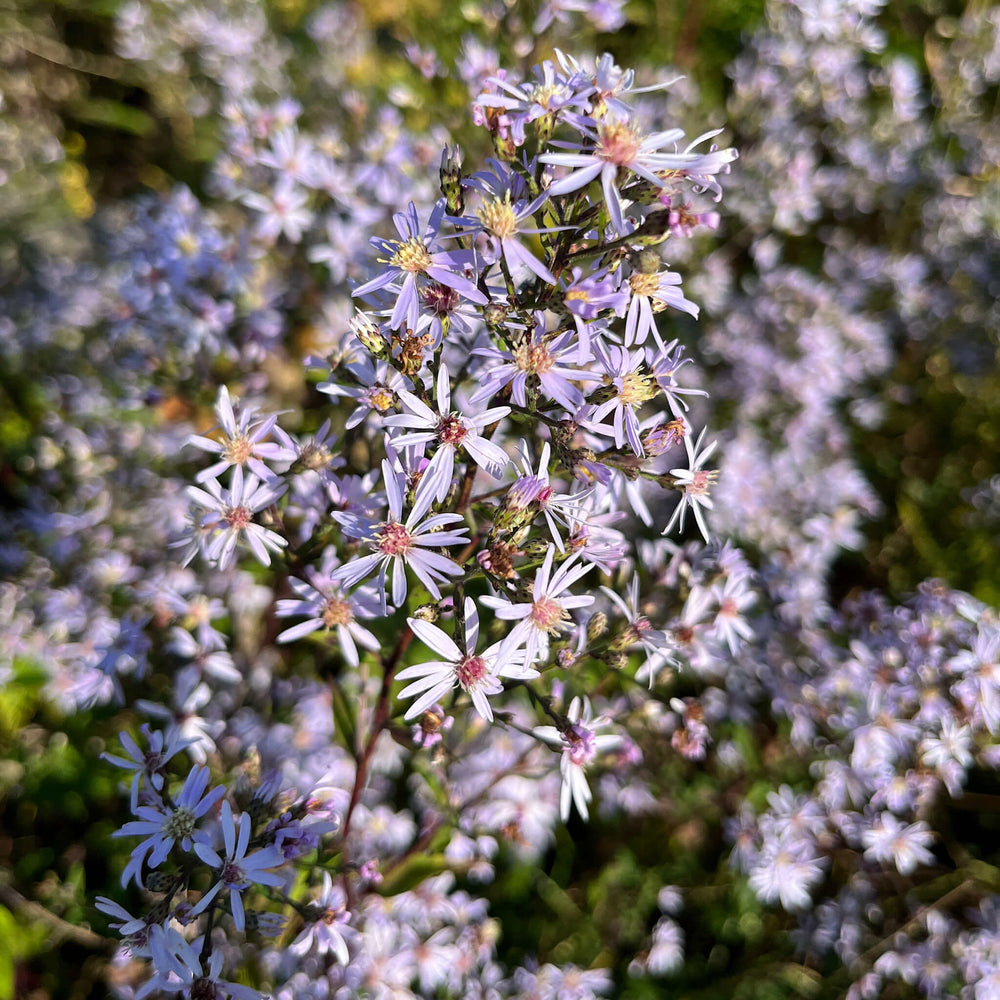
(0, 906, 50, 1000)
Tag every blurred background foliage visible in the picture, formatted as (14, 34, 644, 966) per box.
(0, 0, 998, 998)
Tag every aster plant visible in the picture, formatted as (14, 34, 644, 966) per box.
(91, 44, 741, 999)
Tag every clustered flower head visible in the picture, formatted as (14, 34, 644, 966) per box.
(88, 42, 740, 998)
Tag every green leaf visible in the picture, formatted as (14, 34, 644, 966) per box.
(68, 98, 155, 137)
(377, 854, 451, 896)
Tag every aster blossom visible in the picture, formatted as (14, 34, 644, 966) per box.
(540, 117, 736, 235)
(185, 465, 287, 569)
(534, 696, 621, 821)
(484, 544, 595, 666)
(470, 317, 591, 413)
(192, 800, 286, 931)
(352, 200, 487, 332)
(624, 265, 699, 347)
(137, 927, 261, 1000)
(476, 59, 594, 146)
(317, 354, 411, 430)
(495, 440, 588, 552)
(554, 49, 681, 119)
(383, 363, 511, 503)
(587, 342, 661, 456)
(746, 837, 827, 912)
(289, 872, 351, 964)
(397, 597, 538, 722)
(186, 385, 292, 483)
(102, 724, 197, 811)
(861, 815, 936, 876)
(114, 764, 225, 888)
(331, 459, 469, 611)
(600, 572, 672, 681)
(452, 160, 566, 284)
(663, 426, 718, 543)
(275, 576, 382, 667)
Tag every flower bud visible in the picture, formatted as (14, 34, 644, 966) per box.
(145, 871, 177, 893)
(350, 311, 390, 359)
(520, 538, 551, 558)
(587, 612, 608, 642)
(642, 419, 685, 457)
(483, 302, 509, 329)
(632, 249, 662, 275)
(439, 145, 465, 215)
(603, 649, 629, 671)
(492, 131, 518, 162)
(533, 111, 557, 147)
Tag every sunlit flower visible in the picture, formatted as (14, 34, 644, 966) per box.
(397, 597, 538, 722)
(186, 386, 291, 483)
(383, 363, 511, 503)
(541, 119, 735, 235)
(332, 459, 468, 610)
(663, 426, 718, 543)
(186, 466, 287, 569)
(484, 544, 594, 666)
(352, 201, 487, 332)
(534, 696, 621, 821)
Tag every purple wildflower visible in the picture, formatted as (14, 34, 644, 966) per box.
(352, 201, 487, 332)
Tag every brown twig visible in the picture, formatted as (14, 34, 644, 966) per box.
(0, 881, 110, 951)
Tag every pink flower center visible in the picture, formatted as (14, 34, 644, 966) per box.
(513, 342, 555, 374)
(377, 520, 413, 556)
(455, 655, 488, 691)
(421, 282, 460, 316)
(596, 121, 642, 166)
(224, 505, 251, 530)
(437, 414, 468, 446)
(221, 860, 247, 888)
(685, 470, 718, 496)
(564, 723, 597, 766)
(530, 596, 566, 633)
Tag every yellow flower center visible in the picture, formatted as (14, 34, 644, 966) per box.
(223, 434, 254, 464)
(369, 385, 396, 413)
(322, 597, 354, 628)
(629, 271, 661, 298)
(388, 237, 432, 274)
(477, 194, 519, 240)
(616, 370, 657, 407)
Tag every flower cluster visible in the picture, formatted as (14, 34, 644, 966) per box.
(75, 40, 742, 999)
